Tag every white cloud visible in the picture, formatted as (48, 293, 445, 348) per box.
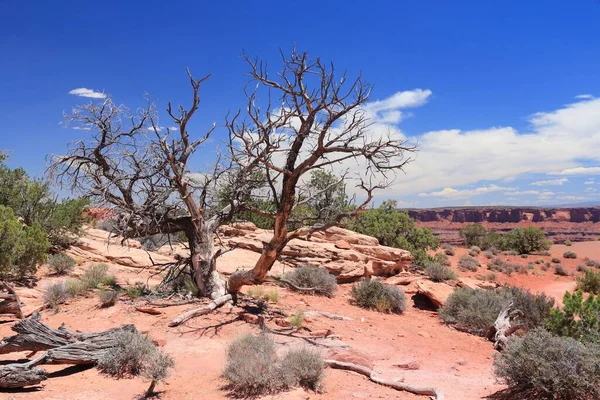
(71, 126, 92, 131)
(530, 178, 568, 186)
(419, 184, 512, 199)
(550, 167, 600, 176)
(585, 179, 595, 185)
(575, 94, 594, 100)
(585, 187, 597, 193)
(503, 190, 540, 196)
(556, 195, 591, 201)
(364, 89, 432, 124)
(168, 126, 179, 131)
(68, 88, 106, 99)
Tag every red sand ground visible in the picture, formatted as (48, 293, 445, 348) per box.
(2, 240, 598, 400)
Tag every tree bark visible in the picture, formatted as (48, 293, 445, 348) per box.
(168, 294, 232, 327)
(490, 302, 523, 351)
(0, 363, 47, 389)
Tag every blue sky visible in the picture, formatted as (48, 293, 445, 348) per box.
(1, 1, 600, 208)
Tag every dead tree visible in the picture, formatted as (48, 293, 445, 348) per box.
(226, 49, 416, 293)
(50, 72, 244, 300)
(0, 281, 23, 319)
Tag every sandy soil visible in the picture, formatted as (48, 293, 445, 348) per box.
(1, 239, 593, 400)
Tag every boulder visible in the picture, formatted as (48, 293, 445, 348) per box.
(325, 348, 375, 370)
(416, 280, 455, 308)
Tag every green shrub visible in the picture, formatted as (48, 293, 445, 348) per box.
(502, 227, 550, 255)
(577, 270, 600, 294)
(552, 257, 561, 263)
(564, 251, 577, 259)
(123, 282, 147, 299)
(48, 253, 76, 275)
(494, 329, 600, 400)
(424, 262, 457, 282)
(483, 250, 494, 259)
(432, 252, 451, 266)
(284, 266, 337, 297)
(98, 329, 173, 396)
(443, 245, 455, 256)
(65, 278, 86, 296)
(459, 224, 487, 247)
(222, 334, 288, 396)
(43, 281, 69, 309)
(289, 311, 304, 329)
(280, 348, 324, 391)
(440, 286, 554, 335)
(458, 255, 480, 272)
(99, 289, 119, 307)
(555, 264, 568, 276)
(81, 263, 110, 289)
(351, 278, 406, 313)
(545, 290, 600, 343)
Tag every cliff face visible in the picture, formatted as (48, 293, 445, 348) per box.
(407, 207, 600, 224)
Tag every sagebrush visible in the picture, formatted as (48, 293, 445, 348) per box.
(284, 265, 337, 297)
(351, 278, 406, 313)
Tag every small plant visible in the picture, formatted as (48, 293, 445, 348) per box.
(98, 330, 174, 396)
(283, 265, 337, 297)
(585, 258, 600, 268)
(280, 348, 324, 391)
(563, 251, 577, 259)
(266, 289, 280, 303)
(494, 329, 600, 400)
(484, 272, 497, 282)
(81, 263, 110, 289)
(535, 259, 543, 264)
(443, 246, 456, 256)
(123, 282, 147, 299)
(577, 264, 588, 273)
(431, 252, 451, 266)
(99, 289, 119, 307)
(222, 334, 287, 396)
(469, 246, 481, 254)
(576, 270, 600, 294)
(545, 290, 600, 343)
(351, 278, 406, 313)
(541, 262, 550, 271)
(520, 254, 529, 259)
(458, 255, 480, 272)
(65, 278, 86, 296)
(564, 239, 572, 246)
(483, 250, 494, 259)
(502, 250, 519, 256)
(554, 264, 568, 276)
(424, 262, 457, 282)
(551, 257, 561, 264)
(289, 311, 305, 329)
(48, 253, 76, 275)
(43, 281, 69, 309)
(247, 285, 265, 298)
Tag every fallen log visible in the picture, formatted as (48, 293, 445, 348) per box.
(169, 294, 232, 327)
(325, 359, 444, 400)
(0, 363, 47, 389)
(0, 282, 23, 319)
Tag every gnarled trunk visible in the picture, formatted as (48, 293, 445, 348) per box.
(187, 222, 227, 299)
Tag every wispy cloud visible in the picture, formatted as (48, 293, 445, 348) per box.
(364, 89, 432, 124)
(530, 178, 568, 187)
(68, 88, 106, 99)
(585, 179, 595, 185)
(575, 94, 594, 100)
(503, 190, 540, 196)
(550, 167, 600, 176)
(418, 184, 512, 199)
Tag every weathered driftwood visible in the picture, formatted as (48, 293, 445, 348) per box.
(0, 281, 23, 319)
(169, 294, 232, 327)
(0, 314, 138, 388)
(491, 302, 523, 351)
(325, 359, 444, 400)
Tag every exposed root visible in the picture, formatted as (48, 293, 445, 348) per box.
(168, 294, 232, 327)
(325, 359, 444, 400)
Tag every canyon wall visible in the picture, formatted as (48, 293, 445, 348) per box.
(406, 207, 600, 224)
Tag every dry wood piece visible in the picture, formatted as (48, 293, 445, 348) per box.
(491, 302, 523, 351)
(0, 314, 139, 388)
(169, 294, 232, 327)
(135, 306, 162, 315)
(325, 359, 444, 400)
(0, 281, 23, 319)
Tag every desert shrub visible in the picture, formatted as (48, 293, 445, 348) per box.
(0, 205, 50, 279)
(65, 278, 86, 296)
(502, 227, 550, 254)
(81, 263, 110, 289)
(280, 348, 324, 391)
(545, 290, 600, 343)
(222, 334, 288, 396)
(577, 270, 600, 294)
(284, 265, 337, 297)
(494, 328, 600, 400)
(458, 255, 480, 272)
(99, 330, 173, 395)
(460, 224, 487, 247)
(440, 286, 553, 335)
(540, 250, 551, 256)
(541, 262, 551, 271)
(266, 289, 280, 303)
(483, 250, 494, 259)
(483, 272, 497, 282)
(99, 289, 119, 307)
(443, 246, 455, 256)
(502, 250, 519, 256)
(424, 262, 456, 282)
(585, 258, 600, 268)
(564, 251, 577, 259)
(564, 239, 573, 246)
(552, 257, 561, 263)
(487, 258, 526, 275)
(289, 311, 304, 328)
(554, 264, 568, 276)
(123, 282, 147, 299)
(169, 273, 199, 297)
(47, 253, 76, 275)
(43, 281, 69, 308)
(351, 278, 406, 313)
(577, 264, 588, 273)
(520, 254, 529, 259)
(527, 262, 535, 270)
(432, 252, 451, 266)
(469, 245, 481, 254)
(535, 258, 543, 264)
(96, 218, 116, 232)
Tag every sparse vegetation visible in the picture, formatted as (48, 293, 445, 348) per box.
(494, 328, 600, 400)
(43, 281, 69, 309)
(99, 289, 119, 307)
(280, 348, 324, 391)
(283, 265, 337, 297)
(554, 264, 568, 276)
(81, 263, 111, 289)
(351, 278, 406, 313)
(563, 251, 577, 259)
(576, 270, 600, 294)
(65, 278, 86, 296)
(564, 240, 572, 246)
(460, 224, 550, 254)
(487, 258, 526, 275)
(289, 311, 305, 329)
(247, 286, 280, 302)
(432, 252, 451, 266)
(443, 245, 456, 256)
(483, 250, 494, 259)
(552, 257, 561, 263)
(585, 258, 600, 268)
(458, 255, 480, 272)
(98, 330, 174, 396)
(440, 286, 554, 335)
(425, 262, 457, 282)
(545, 290, 600, 343)
(47, 253, 76, 275)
